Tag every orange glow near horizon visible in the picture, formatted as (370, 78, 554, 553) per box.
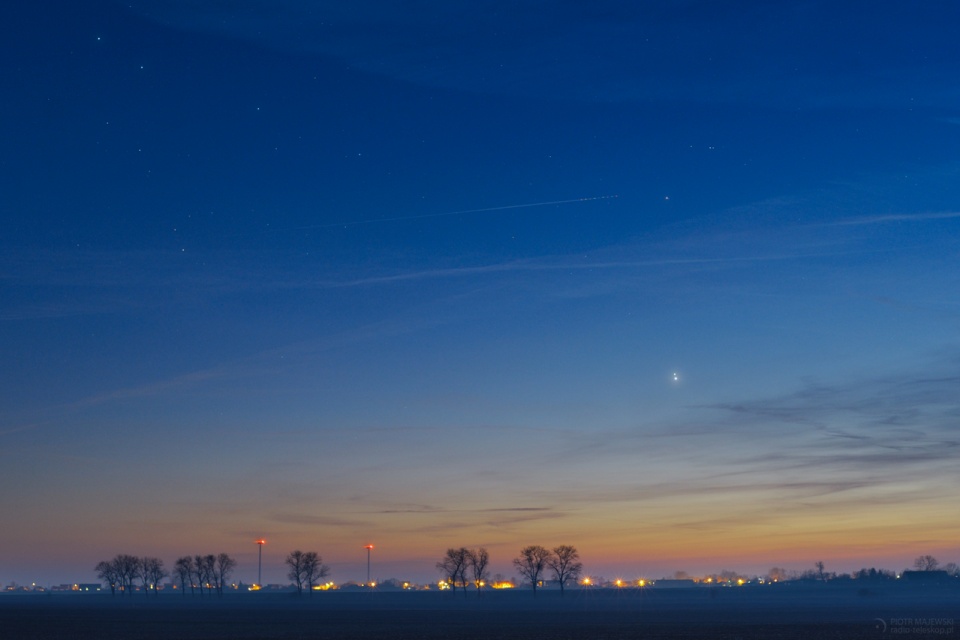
(14, 475, 955, 586)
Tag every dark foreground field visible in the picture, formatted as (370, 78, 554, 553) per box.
(1, 584, 956, 640)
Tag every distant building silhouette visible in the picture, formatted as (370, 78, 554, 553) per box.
(900, 570, 953, 584)
(651, 579, 697, 588)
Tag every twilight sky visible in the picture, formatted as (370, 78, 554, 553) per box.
(2, 1, 959, 586)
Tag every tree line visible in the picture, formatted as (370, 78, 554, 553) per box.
(95, 553, 236, 597)
(94, 550, 331, 597)
(438, 545, 582, 596)
(436, 547, 489, 595)
(94, 549, 954, 596)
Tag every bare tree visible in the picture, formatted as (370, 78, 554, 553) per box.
(205, 555, 218, 595)
(547, 545, 582, 595)
(303, 552, 330, 594)
(513, 545, 553, 595)
(95, 560, 119, 596)
(114, 554, 140, 596)
(136, 557, 166, 596)
(137, 558, 150, 597)
(213, 553, 236, 596)
(914, 555, 939, 571)
(193, 554, 215, 596)
(467, 548, 490, 597)
(814, 561, 826, 582)
(436, 548, 470, 595)
(943, 563, 959, 577)
(147, 557, 167, 595)
(285, 550, 308, 595)
(192, 555, 206, 596)
(173, 557, 193, 596)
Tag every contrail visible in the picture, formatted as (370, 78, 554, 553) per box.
(292, 195, 618, 230)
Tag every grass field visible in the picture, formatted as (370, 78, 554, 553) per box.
(1, 583, 955, 639)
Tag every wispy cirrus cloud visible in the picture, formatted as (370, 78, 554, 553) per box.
(372, 505, 552, 515)
(504, 355, 960, 526)
(269, 513, 372, 528)
(831, 211, 960, 226)
(0, 310, 447, 436)
(396, 508, 567, 535)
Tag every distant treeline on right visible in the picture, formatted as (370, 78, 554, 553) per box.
(671, 555, 957, 586)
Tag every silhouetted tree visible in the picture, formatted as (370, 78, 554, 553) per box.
(814, 561, 826, 582)
(513, 545, 552, 595)
(914, 555, 939, 571)
(285, 550, 308, 595)
(173, 557, 193, 596)
(193, 554, 215, 596)
(114, 554, 140, 596)
(95, 560, 119, 596)
(436, 548, 470, 595)
(467, 548, 490, 596)
(547, 545, 582, 595)
(213, 553, 236, 596)
(192, 555, 205, 596)
(202, 555, 217, 595)
(137, 558, 150, 597)
(138, 557, 166, 596)
(303, 552, 330, 594)
(148, 557, 167, 594)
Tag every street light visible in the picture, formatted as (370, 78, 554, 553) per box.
(364, 544, 374, 586)
(255, 539, 266, 587)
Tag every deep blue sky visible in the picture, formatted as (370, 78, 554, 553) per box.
(2, 1, 959, 585)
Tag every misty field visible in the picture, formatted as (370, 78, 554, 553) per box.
(1, 584, 956, 639)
